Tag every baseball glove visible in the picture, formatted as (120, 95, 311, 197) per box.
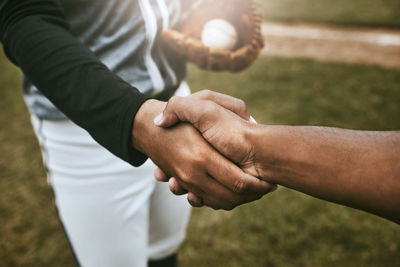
(161, 0, 264, 72)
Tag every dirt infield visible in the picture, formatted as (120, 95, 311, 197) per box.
(262, 21, 400, 69)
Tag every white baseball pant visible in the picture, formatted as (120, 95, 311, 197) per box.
(31, 83, 191, 267)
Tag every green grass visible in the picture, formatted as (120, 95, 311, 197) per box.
(180, 59, 400, 266)
(257, 0, 400, 28)
(187, 58, 400, 130)
(0, 52, 75, 266)
(1, 51, 400, 266)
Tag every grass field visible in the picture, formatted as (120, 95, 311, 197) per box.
(181, 59, 400, 266)
(1, 45, 399, 266)
(257, 0, 400, 28)
(1, 2, 400, 265)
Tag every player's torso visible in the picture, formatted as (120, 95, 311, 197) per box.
(59, 0, 184, 92)
(23, 0, 187, 119)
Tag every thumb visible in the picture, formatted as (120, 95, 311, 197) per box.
(154, 96, 197, 128)
(153, 109, 180, 128)
(194, 90, 251, 121)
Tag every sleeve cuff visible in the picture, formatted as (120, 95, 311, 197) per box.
(121, 91, 153, 167)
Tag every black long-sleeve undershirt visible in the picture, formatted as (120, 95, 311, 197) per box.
(0, 0, 150, 166)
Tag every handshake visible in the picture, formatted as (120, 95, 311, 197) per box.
(154, 90, 276, 209)
(134, 90, 277, 210)
(134, 90, 400, 222)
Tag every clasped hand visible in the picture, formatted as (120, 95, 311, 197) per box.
(147, 90, 277, 209)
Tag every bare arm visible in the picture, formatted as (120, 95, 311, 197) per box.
(155, 91, 400, 223)
(251, 125, 400, 223)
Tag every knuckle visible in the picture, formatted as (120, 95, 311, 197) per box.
(169, 185, 178, 195)
(198, 89, 212, 99)
(191, 147, 208, 165)
(171, 187, 180, 195)
(189, 200, 199, 207)
(203, 101, 218, 114)
(235, 99, 249, 116)
(175, 169, 190, 184)
(236, 98, 246, 108)
(174, 184, 186, 195)
(180, 173, 193, 184)
(233, 178, 248, 194)
(188, 197, 197, 207)
(169, 180, 180, 194)
(168, 96, 181, 107)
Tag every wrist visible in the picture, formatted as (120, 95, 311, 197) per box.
(249, 125, 298, 184)
(132, 99, 167, 154)
(247, 124, 273, 180)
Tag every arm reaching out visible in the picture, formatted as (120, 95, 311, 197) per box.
(155, 90, 400, 223)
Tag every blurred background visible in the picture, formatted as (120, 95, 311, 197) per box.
(1, 0, 399, 266)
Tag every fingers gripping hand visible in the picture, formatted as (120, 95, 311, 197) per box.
(154, 168, 170, 182)
(155, 168, 278, 209)
(155, 90, 262, 178)
(152, 129, 275, 209)
(151, 91, 278, 209)
(154, 91, 260, 180)
(154, 90, 251, 128)
(134, 100, 272, 210)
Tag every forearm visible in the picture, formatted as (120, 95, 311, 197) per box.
(252, 125, 400, 223)
(0, 0, 149, 166)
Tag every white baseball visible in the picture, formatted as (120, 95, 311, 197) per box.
(201, 19, 238, 50)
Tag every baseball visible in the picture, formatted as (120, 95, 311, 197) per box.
(201, 19, 238, 50)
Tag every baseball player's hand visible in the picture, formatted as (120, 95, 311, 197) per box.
(153, 90, 277, 207)
(133, 98, 274, 210)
